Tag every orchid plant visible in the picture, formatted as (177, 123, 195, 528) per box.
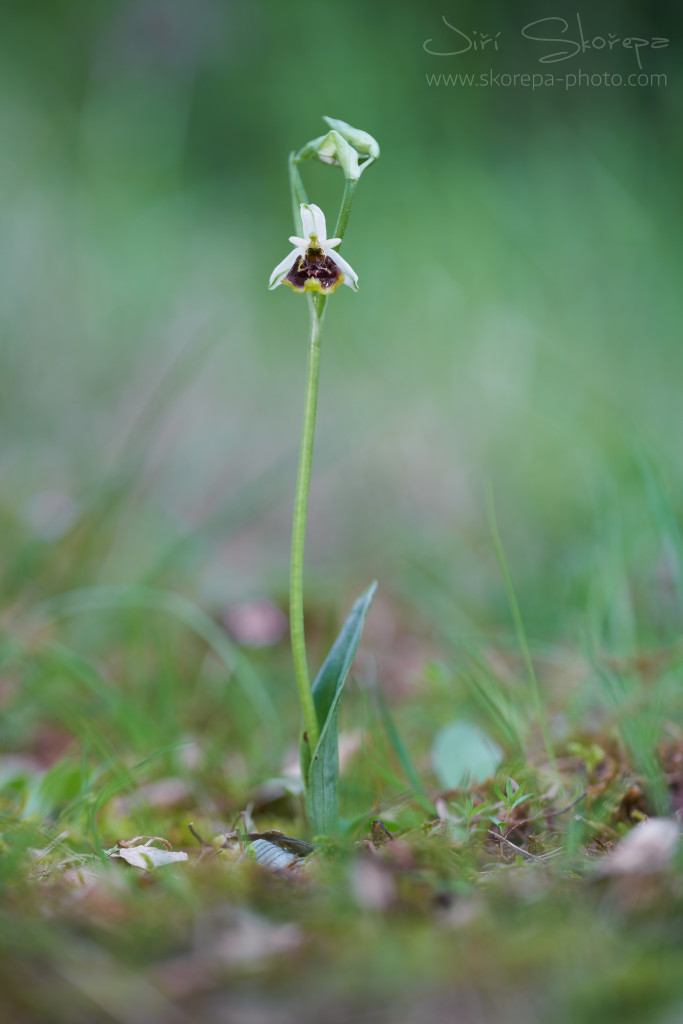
(269, 117, 379, 835)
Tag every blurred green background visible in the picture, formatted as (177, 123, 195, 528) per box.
(1, 0, 681, 662)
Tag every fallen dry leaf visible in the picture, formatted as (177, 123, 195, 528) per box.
(111, 838, 189, 870)
(598, 818, 679, 876)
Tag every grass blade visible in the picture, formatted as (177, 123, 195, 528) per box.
(373, 685, 435, 815)
(486, 485, 557, 773)
(29, 585, 278, 736)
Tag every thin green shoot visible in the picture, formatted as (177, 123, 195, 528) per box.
(486, 483, 558, 774)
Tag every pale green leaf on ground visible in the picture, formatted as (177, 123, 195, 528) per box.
(432, 720, 503, 790)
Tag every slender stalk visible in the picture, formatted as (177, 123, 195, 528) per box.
(333, 177, 358, 239)
(286, 157, 356, 758)
(288, 152, 308, 230)
(290, 301, 324, 754)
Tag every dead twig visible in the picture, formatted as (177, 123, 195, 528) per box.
(504, 792, 587, 839)
(188, 822, 209, 847)
(487, 829, 548, 863)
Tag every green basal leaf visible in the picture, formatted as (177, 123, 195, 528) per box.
(304, 582, 377, 835)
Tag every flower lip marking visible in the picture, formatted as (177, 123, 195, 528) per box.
(269, 203, 358, 294)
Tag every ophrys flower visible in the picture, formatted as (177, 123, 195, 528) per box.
(268, 203, 358, 294)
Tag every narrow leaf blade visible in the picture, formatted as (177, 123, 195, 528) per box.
(312, 582, 378, 726)
(305, 582, 377, 835)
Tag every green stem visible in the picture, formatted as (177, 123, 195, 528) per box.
(288, 152, 309, 231)
(286, 160, 357, 760)
(290, 301, 324, 755)
(333, 177, 358, 239)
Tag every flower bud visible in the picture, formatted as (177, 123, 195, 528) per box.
(322, 116, 380, 160)
(297, 130, 360, 180)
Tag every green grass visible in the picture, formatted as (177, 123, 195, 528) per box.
(3, 456, 683, 1022)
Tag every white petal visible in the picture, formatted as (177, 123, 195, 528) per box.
(299, 205, 315, 239)
(309, 204, 327, 240)
(330, 250, 358, 290)
(324, 238, 342, 249)
(269, 248, 303, 289)
(289, 236, 307, 248)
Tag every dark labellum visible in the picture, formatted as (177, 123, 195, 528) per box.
(283, 245, 342, 294)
